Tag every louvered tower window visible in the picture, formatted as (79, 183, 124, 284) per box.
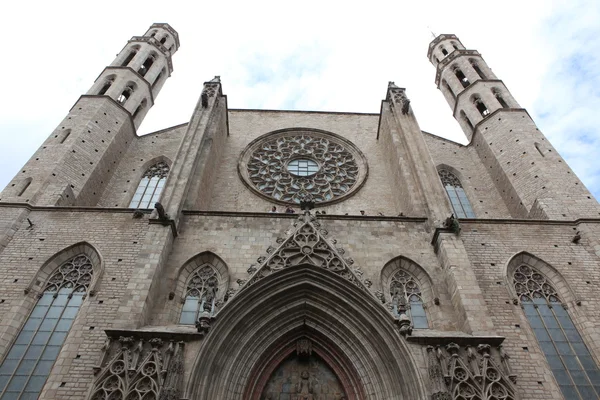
(0, 255, 93, 399)
(179, 266, 219, 325)
(389, 270, 428, 329)
(439, 170, 475, 218)
(129, 162, 169, 209)
(513, 265, 600, 399)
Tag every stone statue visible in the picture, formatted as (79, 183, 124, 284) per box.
(154, 202, 169, 221)
(391, 287, 407, 315)
(295, 370, 314, 400)
(202, 281, 217, 313)
(201, 92, 209, 108)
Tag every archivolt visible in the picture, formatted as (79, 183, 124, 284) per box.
(185, 264, 427, 400)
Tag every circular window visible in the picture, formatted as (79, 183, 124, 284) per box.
(238, 129, 368, 205)
(287, 159, 319, 176)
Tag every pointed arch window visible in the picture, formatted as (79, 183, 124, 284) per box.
(513, 265, 600, 399)
(390, 270, 428, 328)
(0, 254, 93, 399)
(129, 161, 169, 209)
(179, 266, 219, 325)
(439, 170, 475, 218)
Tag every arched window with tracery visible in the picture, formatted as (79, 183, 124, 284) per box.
(389, 270, 428, 328)
(129, 161, 169, 209)
(0, 254, 93, 399)
(439, 169, 475, 218)
(513, 265, 600, 399)
(179, 266, 219, 325)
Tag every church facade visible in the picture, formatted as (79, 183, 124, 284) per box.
(0, 22, 600, 400)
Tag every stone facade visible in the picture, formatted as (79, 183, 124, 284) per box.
(0, 25, 599, 400)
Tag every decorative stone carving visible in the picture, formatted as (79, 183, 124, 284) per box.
(89, 337, 185, 400)
(236, 212, 370, 295)
(45, 254, 93, 293)
(424, 342, 516, 400)
(296, 338, 313, 359)
(512, 264, 560, 303)
(239, 129, 368, 205)
(154, 202, 169, 221)
(387, 82, 411, 115)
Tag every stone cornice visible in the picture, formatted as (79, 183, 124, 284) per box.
(181, 210, 429, 222)
(407, 331, 505, 346)
(427, 34, 460, 57)
(435, 49, 481, 86)
(93, 66, 156, 106)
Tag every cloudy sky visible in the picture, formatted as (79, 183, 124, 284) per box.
(1, 0, 599, 200)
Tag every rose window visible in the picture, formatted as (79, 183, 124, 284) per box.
(239, 129, 368, 205)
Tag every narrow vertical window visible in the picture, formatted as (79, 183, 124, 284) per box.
(442, 79, 455, 99)
(535, 142, 545, 157)
(59, 129, 71, 144)
(152, 68, 166, 89)
(389, 270, 428, 328)
(494, 90, 509, 108)
(439, 169, 475, 218)
(133, 99, 147, 119)
(441, 46, 448, 56)
(454, 67, 470, 88)
(98, 78, 114, 96)
(471, 60, 487, 80)
(513, 266, 600, 399)
(129, 161, 169, 209)
(452, 42, 459, 50)
(160, 35, 168, 45)
(17, 179, 31, 197)
(0, 254, 93, 399)
(460, 111, 474, 131)
(117, 84, 134, 105)
(121, 49, 137, 67)
(474, 97, 489, 116)
(179, 266, 218, 325)
(138, 55, 155, 77)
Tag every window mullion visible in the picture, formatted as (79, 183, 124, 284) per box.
(1, 292, 56, 400)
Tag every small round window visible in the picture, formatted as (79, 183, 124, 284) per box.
(287, 159, 319, 176)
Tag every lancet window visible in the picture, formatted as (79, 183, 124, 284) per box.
(439, 170, 475, 218)
(389, 270, 428, 329)
(0, 254, 93, 400)
(179, 265, 219, 325)
(513, 265, 600, 399)
(129, 161, 169, 209)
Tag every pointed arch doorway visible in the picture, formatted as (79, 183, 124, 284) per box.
(185, 264, 427, 400)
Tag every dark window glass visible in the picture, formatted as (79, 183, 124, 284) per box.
(513, 265, 600, 399)
(129, 162, 169, 209)
(438, 170, 475, 218)
(0, 255, 92, 400)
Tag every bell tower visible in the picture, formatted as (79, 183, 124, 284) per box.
(0, 23, 179, 207)
(429, 34, 600, 220)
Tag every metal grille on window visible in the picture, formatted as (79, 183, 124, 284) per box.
(179, 266, 219, 325)
(129, 162, 169, 209)
(389, 270, 428, 329)
(0, 254, 93, 400)
(439, 169, 475, 218)
(514, 265, 600, 399)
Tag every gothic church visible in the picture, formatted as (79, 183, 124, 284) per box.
(0, 23, 599, 400)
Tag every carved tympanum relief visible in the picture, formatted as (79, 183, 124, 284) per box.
(238, 129, 368, 205)
(261, 353, 346, 400)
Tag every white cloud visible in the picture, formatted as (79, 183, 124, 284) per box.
(1, 0, 598, 200)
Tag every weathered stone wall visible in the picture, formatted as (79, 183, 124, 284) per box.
(460, 221, 600, 399)
(0, 207, 149, 399)
(97, 124, 186, 207)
